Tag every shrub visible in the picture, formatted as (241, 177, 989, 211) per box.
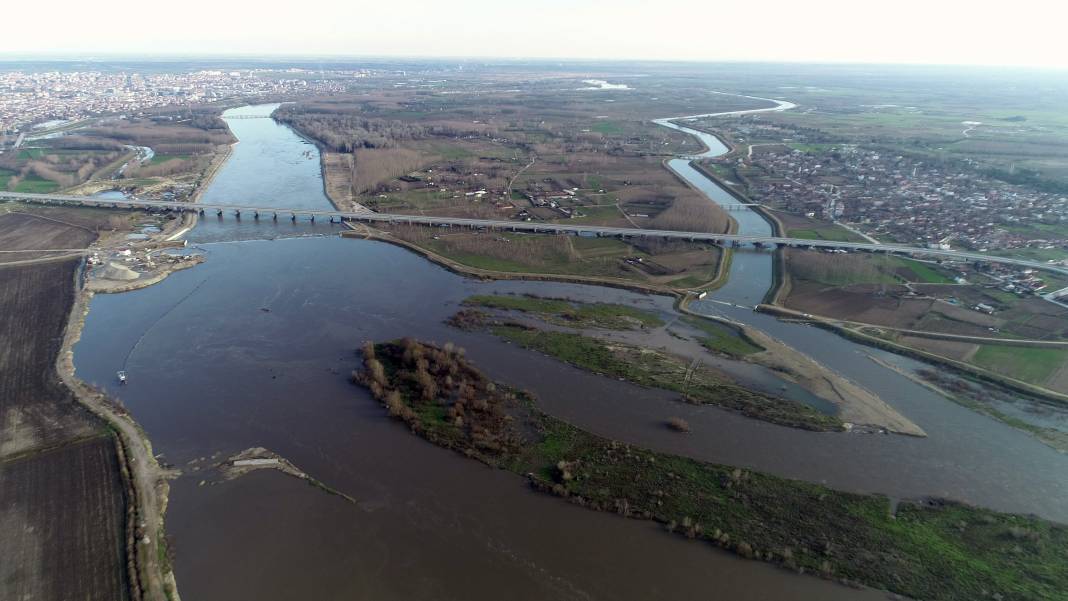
(666, 417, 691, 432)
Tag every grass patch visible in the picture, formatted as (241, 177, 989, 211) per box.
(464, 294, 663, 329)
(681, 316, 763, 357)
(149, 153, 189, 165)
(899, 258, 955, 284)
(788, 251, 954, 287)
(591, 121, 625, 136)
(430, 143, 474, 160)
(972, 345, 1068, 385)
(788, 227, 858, 242)
(17, 147, 48, 160)
(14, 173, 60, 193)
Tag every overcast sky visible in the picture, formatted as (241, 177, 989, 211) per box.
(3, 0, 1065, 68)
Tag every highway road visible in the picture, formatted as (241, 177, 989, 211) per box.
(4, 190, 1068, 277)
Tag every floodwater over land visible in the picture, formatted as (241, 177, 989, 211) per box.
(72, 104, 1068, 600)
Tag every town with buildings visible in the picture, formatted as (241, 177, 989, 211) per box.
(709, 116, 1068, 260)
(0, 68, 357, 136)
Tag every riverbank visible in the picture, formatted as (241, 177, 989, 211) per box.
(684, 117, 1068, 404)
(356, 338, 1068, 601)
(344, 213, 920, 435)
(87, 254, 204, 294)
(32, 117, 240, 601)
(450, 304, 843, 431)
(868, 353, 1068, 453)
(65, 96, 1068, 599)
(341, 227, 711, 297)
(57, 271, 180, 601)
(453, 292, 922, 435)
(757, 303, 1068, 407)
(673, 296, 925, 435)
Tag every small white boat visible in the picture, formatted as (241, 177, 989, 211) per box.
(117, 370, 127, 384)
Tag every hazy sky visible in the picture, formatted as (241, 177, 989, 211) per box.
(4, 0, 1066, 68)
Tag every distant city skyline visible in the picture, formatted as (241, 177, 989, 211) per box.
(3, 0, 1066, 69)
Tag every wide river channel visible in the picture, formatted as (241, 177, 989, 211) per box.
(73, 103, 1068, 600)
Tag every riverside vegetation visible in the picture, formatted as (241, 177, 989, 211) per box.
(449, 295, 840, 431)
(353, 338, 1068, 601)
(462, 294, 665, 329)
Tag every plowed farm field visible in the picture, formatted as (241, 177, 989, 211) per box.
(0, 209, 132, 601)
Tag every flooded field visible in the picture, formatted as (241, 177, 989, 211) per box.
(71, 104, 1068, 600)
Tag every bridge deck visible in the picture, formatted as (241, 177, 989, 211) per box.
(3, 191, 1066, 276)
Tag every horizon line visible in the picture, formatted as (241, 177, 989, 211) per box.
(0, 53, 1065, 72)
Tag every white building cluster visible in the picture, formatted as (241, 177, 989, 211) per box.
(0, 68, 354, 134)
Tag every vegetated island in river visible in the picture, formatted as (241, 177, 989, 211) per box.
(451, 294, 923, 435)
(352, 338, 1067, 601)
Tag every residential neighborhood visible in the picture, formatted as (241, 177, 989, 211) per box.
(0, 68, 352, 136)
(707, 117, 1068, 261)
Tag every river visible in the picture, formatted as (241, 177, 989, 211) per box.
(71, 102, 1068, 600)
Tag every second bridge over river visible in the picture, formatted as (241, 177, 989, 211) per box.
(4, 190, 1068, 278)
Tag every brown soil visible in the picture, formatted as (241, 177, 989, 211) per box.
(0, 213, 97, 263)
(783, 280, 1018, 340)
(896, 335, 980, 362)
(321, 152, 356, 208)
(0, 436, 131, 601)
(0, 260, 98, 456)
(0, 258, 134, 600)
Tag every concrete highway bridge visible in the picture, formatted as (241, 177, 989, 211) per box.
(4, 190, 1068, 277)
(224, 114, 276, 119)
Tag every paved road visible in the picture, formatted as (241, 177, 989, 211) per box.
(4, 190, 1068, 277)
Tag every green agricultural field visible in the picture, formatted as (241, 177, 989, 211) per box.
(149, 153, 190, 165)
(787, 250, 954, 287)
(898, 258, 954, 284)
(972, 345, 1068, 385)
(788, 227, 860, 242)
(16, 147, 48, 160)
(14, 174, 60, 194)
(591, 120, 625, 135)
(989, 246, 1068, 263)
(564, 205, 623, 224)
(425, 245, 546, 273)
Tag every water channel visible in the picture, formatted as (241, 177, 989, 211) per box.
(71, 103, 1068, 600)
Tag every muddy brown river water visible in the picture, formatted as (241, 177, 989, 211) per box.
(72, 104, 1068, 600)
